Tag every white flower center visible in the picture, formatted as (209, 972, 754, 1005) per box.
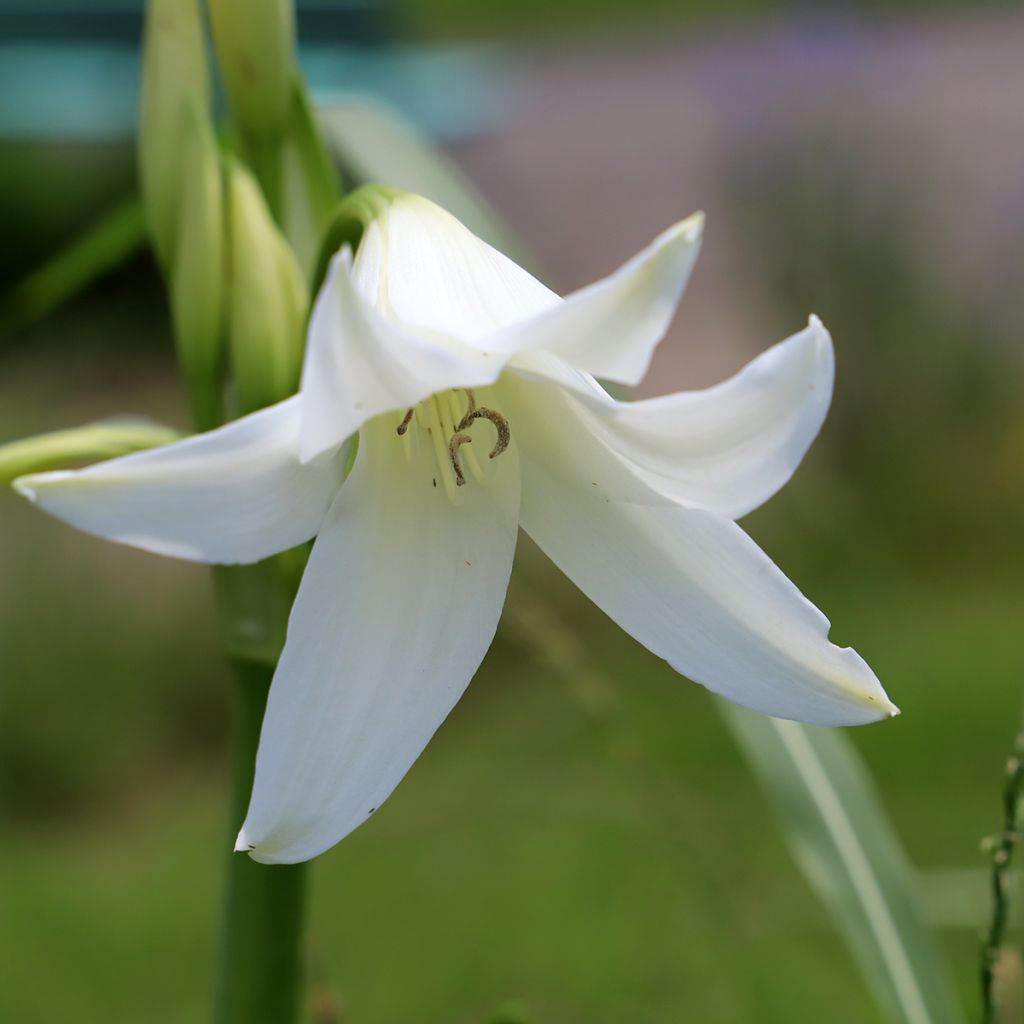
(394, 388, 511, 500)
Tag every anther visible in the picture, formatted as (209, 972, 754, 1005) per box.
(448, 432, 473, 486)
(457, 407, 511, 459)
(396, 408, 415, 436)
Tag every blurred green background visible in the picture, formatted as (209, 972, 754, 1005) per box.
(2, 1, 1023, 1021)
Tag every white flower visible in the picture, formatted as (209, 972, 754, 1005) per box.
(15, 193, 897, 863)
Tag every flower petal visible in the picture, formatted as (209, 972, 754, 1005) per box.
(514, 317, 835, 519)
(492, 213, 703, 385)
(515, 415, 896, 726)
(14, 397, 347, 564)
(370, 195, 560, 340)
(299, 245, 510, 461)
(236, 415, 521, 863)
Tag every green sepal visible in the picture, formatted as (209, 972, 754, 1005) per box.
(310, 184, 403, 301)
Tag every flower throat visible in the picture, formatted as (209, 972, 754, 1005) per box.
(395, 388, 511, 499)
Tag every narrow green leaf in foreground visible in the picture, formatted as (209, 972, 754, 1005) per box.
(0, 198, 145, 339)
(720, 703, 965, 1024)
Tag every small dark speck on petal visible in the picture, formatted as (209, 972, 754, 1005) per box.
(248, 844, 256, 850)
(432, 478, 437, 488)
(465, 560, 472, 567)
(368, 807, 376, 815)
(591, 481, 598, 486)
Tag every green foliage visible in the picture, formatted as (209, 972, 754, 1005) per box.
(721, 707, 965, 1024)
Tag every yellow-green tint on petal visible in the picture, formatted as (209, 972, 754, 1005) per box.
(2, 419, 180, 485)
(171, 99, 227, 431)
(138, 0, 210, 269)
(309, 183, 405, 298)
(226, 162, 308, 416)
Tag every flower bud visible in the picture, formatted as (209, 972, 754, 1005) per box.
(225, 161, 308, 415)
(138, 0, 210, 268)
(280, 78, 342, 282)
(209, 0, 295, 144)
(171, 99, 227, 432)
(2, 419, 180, 485)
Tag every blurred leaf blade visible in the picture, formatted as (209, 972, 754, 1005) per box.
(317, 99, 533, 268)
(720, 703, 965, 1024)
(0, 197, 145, 339)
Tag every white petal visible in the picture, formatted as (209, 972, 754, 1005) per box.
(368, 195, 559, 340)
(516, 418, 896, 726)
(14, 397, 347, 564)
(299, 246, 510, 461)
(493, 213, 703, 385)
(236, 415, 521, 863)
(515, 318, 835, 519)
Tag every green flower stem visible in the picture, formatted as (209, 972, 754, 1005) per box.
(213, 557, 309, 1024)
(981, 724, 1024, 1024)
(215, 659, 306, 1024)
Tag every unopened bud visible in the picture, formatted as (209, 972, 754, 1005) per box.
(139, 0, 210, 268)
(209, 0, 295, 144)
(280, 78, 342, 282)
(171, 99, 227, 432)
(226, 162, 308, 415)
(2, 419, 180, 485)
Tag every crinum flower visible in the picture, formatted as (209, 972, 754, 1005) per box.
(15, 191, 897, 863)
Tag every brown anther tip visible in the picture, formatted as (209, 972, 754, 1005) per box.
(459, 406, 511, 460)
(397, 408, 415, 436)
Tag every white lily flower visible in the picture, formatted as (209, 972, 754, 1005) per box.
(15, 192, 897, 864)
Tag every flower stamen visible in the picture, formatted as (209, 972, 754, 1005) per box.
(396, 408, 415, 436)
(448, 432, 473, 487)
(395, 389, 512, 494)
(457, 407, 511, 459)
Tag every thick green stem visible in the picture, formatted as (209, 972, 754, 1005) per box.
(215, 659, 306, 1024)
(212, 557, 309, 1024)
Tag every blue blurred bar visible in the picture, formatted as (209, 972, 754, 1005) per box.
(0, 2, 509, 140)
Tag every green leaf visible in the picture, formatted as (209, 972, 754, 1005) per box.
(317, 99, 533, 269)
(0, 197, 145, 339)
(719, 703, 965, 1024)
